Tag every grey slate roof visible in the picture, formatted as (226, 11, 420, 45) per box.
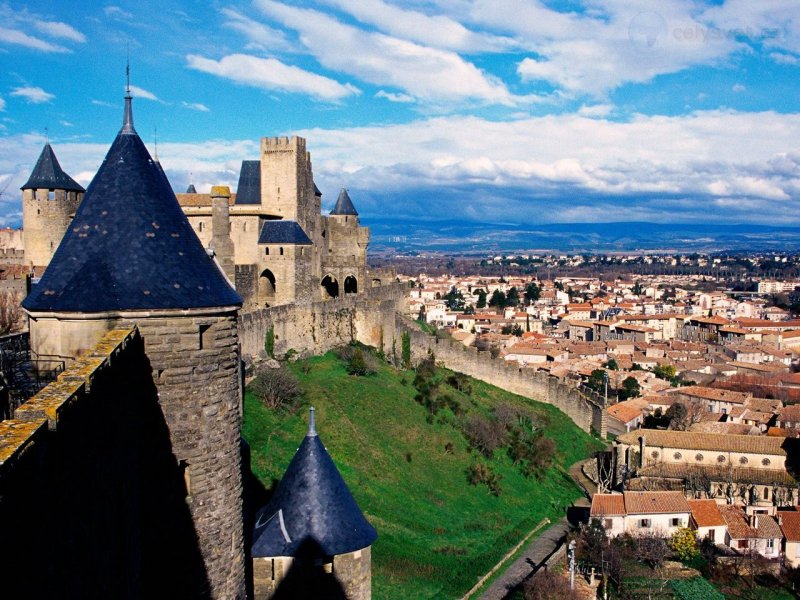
(185, 183, 197, 193)
(22, 95, 242, 313)
(314, 182, 322, 197)
(251, 409, 377, 558)
(21, 144, 85, 193)
(258, 220, 312, 245)
(330, 188, 358, 216)
(235, 160, 261, 204)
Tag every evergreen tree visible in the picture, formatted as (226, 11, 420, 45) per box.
(489, 289, 506, 308)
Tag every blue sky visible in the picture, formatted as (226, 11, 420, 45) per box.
(0, 0, 798, 229)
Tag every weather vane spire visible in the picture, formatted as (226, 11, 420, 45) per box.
(121, 56, 136, 134)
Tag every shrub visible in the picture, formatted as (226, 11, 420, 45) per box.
(462, 415, 507, 458)
(250, 365, 302, 410)
(446, 372, 472, 394)
(264, 326, 275, 358)
(466, 462, 502, 496)
(401, 331, 412, 369)
(522, 569, 577, 600)
(669, 527, 699, 562)
(345, 347, 377, 376)
(670, 577, 725, 600)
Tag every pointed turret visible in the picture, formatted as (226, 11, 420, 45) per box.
(330, 188, 358, 216)
(252, 407, 376, 558)
(185, 183, 197, 194)
(23, 89, 241, 313)
(21, 144, 85, 193)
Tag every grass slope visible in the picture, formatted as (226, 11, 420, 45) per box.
(243, 349, 605, 600)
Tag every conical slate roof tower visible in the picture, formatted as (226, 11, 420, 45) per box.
(21, 143, 85, 193)
(23, 90, 241, 313)
(330, 188, 358, 216)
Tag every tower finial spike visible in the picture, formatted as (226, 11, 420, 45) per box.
(154, 127, 158, 160)
(308, 407, 317, 437)
(121, 59, 136, 135)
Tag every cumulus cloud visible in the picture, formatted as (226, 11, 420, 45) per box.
(32, 19, 85, 43)
(186, 53, 360, 101)
(104, 6, 134, 21)
(319, 0, 519, 53)
(11, 86, 54, 103)
(254, 0, 522, 105)
(0, 27, 70, 52)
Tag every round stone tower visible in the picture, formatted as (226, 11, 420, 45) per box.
(251, 407, 377, 600)
(22, 89, 246, 598)
(21, 143, 85, 272)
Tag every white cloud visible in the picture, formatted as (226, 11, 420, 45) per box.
(104, 6, 134, 21)
(128, 85, 161, 102)
(186, 53, 360, 101)
(221, 8, 294, 52)
(181, 101, 210, 112)
(59, 120, 74, 127)
(11, 86, 54, 104)
(32, 19, 85, 43)
(91, 99, 117, 108)
(577, 104, 614, 118)
(770, 51, 799, 64)
(732, 83, 746, 92)
(0, 5, 84, 52)
(254, 0, 522, 105)
(0, 26, 70, 52)
(375, 90, 415, 103)
(320, 0, 519, 53)
(0, 96, 5, 111)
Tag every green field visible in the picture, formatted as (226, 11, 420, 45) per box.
(243, 348, 605, 599)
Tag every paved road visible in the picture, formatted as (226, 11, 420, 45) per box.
(477, 520, 570, 600)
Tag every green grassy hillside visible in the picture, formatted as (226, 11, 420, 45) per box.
(243, 348, 605, 600)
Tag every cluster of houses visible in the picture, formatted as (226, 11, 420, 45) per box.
(590, 490, 800, 566)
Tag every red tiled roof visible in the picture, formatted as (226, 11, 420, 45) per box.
(688, 499, 725, 528)
(623, 491, 690, 515)
(590, 493, 625, 517)
(780, 511, 800, 542)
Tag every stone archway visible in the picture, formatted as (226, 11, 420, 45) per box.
(259, 269, 276, 304)
(344, 275, 358, 295)
(321, 275, 339, 299)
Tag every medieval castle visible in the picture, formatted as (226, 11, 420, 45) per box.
(1, 89, 382, 599)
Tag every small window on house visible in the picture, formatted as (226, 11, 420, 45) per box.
(717, 455, 726, 463)
(767, 538, 775, 550)
(673, 452, 682, 460)
(708, 529, 716, 542)
(737, 540, 748, 549)
(695, 453, 704, 462)
(762, 458, 771, 466)
(279, 247, 284, 256)
(764, 487, 770, 500)
(199, 324, 213, 350)
(670, 518, 681, 527)
(639, 519, 651, 529)
(651, 450, 659, 459)
(739, 456, 748, 465)
(603, 519, 613, 529)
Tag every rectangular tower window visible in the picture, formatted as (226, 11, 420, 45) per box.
(199, 324, 213, 349)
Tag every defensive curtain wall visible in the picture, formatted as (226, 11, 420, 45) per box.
(0, 328, 222, 598)
(237, 284, 606, 437)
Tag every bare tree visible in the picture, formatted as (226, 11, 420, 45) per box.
(522, 569, 578, 600)
(250, 365, 302, 410)
(0, 290, 23, 335)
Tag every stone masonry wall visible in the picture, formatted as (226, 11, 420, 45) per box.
(131, 314, 246, 598)
(238, 281, 406, 360)
(0, 328, 232, 598)
(395, 317, 606, 436)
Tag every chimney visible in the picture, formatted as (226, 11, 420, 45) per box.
(639, 434, 647, 468)
(209, 185, 235, 283)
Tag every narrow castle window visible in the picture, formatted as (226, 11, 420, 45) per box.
(265, 247, 270, 256)
(199, 324, 213, 350)
(280, 247, 284, 256)
(199, 222, 204, 232)
(179, 460, 191, 495)
(48, 189, 55, 200)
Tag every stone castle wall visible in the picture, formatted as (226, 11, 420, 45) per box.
(238, 281, 406, 360)
(0, 328, 244, 598)
(21, 188, 82, 269)
(395, 317, 606, 436)
(238, 283, 605, 436)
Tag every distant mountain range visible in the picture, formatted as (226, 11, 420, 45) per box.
(365, 220, 800, 254)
